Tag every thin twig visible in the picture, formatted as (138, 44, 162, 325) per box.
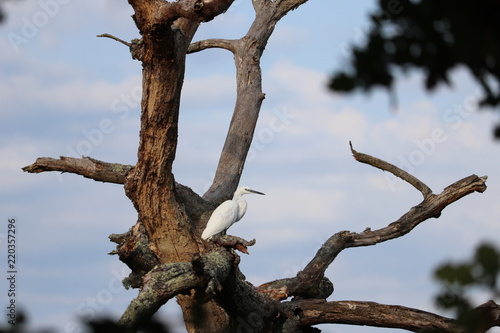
(97, 33, 132, 47)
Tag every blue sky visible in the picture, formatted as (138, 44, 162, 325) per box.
(1, 1, 500, 332)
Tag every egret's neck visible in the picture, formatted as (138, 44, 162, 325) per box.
(234, 196, 248, 221)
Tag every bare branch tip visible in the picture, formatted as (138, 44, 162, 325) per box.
(349, 141, 357, 155)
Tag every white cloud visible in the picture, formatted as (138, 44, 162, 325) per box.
(0, 139, 61, 191)
(181, 73, 236, 111)
(239, 185, 346, 246)
(1, 61, 141, 117)
(315, 106, 369, 144)
(266, 60, 334, 107)
(267, 23, 312, 51)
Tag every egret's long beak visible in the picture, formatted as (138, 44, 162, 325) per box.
(249, 189, 265, 195)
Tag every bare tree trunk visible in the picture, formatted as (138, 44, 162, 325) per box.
(120, 1, 234, 331)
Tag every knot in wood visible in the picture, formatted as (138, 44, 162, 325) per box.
(194, 0, 204, 11)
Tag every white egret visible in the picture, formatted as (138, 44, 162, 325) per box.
(201, 186, 265, 240)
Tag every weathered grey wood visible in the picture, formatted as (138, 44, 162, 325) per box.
(22, 156, 132, 184)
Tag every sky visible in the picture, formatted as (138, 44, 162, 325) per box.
(1, 0, 500, 332)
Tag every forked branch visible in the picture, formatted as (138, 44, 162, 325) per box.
(259, 144, 487, 300)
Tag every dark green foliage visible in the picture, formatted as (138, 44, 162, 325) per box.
(433, 243, 500, 332)
(85, 317, 172, 333)
(0, 314, 172, 333)
(475, 243, 500, 289)
(0, 0, 8, 24)
(330, 0, 500, 136)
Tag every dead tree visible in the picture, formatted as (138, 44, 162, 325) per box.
(23, 1, 499, 332)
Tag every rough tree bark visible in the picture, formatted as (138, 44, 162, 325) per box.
(22, 1, 500, 332)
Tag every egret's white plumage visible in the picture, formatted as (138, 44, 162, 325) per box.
(201, 186, 265, 240)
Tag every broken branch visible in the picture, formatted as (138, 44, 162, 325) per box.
(210, 234, 256, 254)
(350, 141, 433, 199)
(22, 156, 133, 184)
